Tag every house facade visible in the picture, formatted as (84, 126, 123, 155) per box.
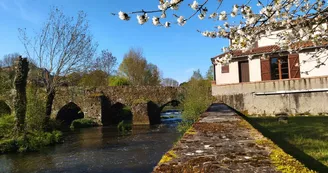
(211, 28, 328, 116)
(212, 30, 328, 85)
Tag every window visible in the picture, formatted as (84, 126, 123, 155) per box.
(221, 65, 229, 73)
(270, 56, 289, 80)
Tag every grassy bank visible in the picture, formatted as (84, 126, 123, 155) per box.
(0, 114, 62, 154)
(247, 116, 328, 171)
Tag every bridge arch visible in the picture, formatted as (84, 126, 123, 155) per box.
(159, 100, 181, 112)
(102, 102, 132, 126)
(0, 100, 11, 117)
(56, 102, 84, 126)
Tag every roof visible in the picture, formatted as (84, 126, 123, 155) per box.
(212, 41, 327, 61)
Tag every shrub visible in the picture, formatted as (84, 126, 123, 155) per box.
(26, 86, 47, 131)
(117, 120, 132, 133)
(0, 130, 62, 153)
(178, 79, 213, 133)
(0, 114, 15, 138)
(70, 118, 98, 129)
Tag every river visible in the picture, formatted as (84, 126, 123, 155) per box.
(0, 113, 182, 173)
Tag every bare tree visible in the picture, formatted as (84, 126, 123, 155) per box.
(19, 7, 97, 127)
(93, 49, 117, 75)
(162, 78, 179, 87)
(2, 53, 20, 67)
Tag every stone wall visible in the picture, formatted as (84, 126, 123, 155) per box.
(212, 76, 328, 115)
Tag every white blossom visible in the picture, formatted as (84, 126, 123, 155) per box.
(177, 16, 186, 26)
(209, 13, 217, 19)
(137, 14, 149, 25)
(190, 0, 199, 10)
(164, 21, 171, 28)
(118, 11, 130, 21)
(198, 13, 205, 20)
(158, 1, 170, 10)
(152, 16, 160, 26)
(219, 11, 227, 20)
(232, 5, 238, 14)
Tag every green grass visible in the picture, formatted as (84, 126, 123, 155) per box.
(247, 116, 328, 171)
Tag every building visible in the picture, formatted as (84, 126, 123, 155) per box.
(211, 27, 328, 116)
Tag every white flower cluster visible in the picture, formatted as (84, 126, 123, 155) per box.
(117, 0, 328, 61)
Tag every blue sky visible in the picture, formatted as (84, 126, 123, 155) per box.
(0, 0, 244, 83)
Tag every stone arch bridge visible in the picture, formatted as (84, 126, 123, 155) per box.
(51, 86, 181, 125)
(0, 86, 181, 125)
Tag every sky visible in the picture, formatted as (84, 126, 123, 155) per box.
(0, 0, 244, 83)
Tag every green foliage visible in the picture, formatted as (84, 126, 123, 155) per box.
(181, 79, 212, 122)
(0, 130, 62, 153)
(206, 66, 214, 80)
(108, 76, 131, 86)
(70, 118, 98, 129)
(117, 120, 132, 133)
(118, 48, 161, 86)
(26, 86, 47, 131)
(79, 70, 108, 87)
(0, 114, 15, 139)
(177, 121, 194, 134)
(0, 101, 11, 117)
(17, 130, 62, 152)
(177, 78, 212, 133)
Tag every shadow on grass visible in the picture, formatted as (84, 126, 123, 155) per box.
(225, 105, 328, 173)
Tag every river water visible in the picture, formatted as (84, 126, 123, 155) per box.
(0, 114, 181, 173)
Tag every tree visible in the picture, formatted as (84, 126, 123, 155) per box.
(108, 76, 131, 86)
(1, 53, 20, 67)
(19, 7, 97, 127)
(118, 48, 161, 85)
(206, 66, 214, 80)
(162, 78, 179, 87)
(114, 1, 328, 70)
(191, 69, 203, 80)
(93, 50, 117, 75)
(79, 70, 108, 87)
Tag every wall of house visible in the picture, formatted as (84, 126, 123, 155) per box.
(249, 58, 262, 82)
(212, 76, 328, 115)
(215, 62, 240, 85)
(299, 49, 328, 78)
(257, 30, 282, 47)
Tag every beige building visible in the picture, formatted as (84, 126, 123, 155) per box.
(211, 28, 328, 115)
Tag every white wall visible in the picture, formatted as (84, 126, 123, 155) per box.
(215, 62, 239, 85)
(249, 58, 262, 82)
(300, 49, 328, 78)
(258, 30, 281, 47)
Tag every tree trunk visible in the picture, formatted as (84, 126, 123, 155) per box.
(13, 56, 29, 135)
(44, 88, 55, 129)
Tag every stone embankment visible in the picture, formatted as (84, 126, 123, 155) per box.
(153, 103, 314, 173)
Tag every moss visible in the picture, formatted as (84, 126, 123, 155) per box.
(185, 127, 197, 135)
(70, 118, 98, 129)
(256, 139, 315, 173)
(159, 150, 178, 164)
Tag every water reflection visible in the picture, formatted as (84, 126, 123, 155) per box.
(0, 120, 180, 173)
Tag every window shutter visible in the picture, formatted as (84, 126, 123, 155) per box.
(261, 59, 271, 81)
(289, 54, 300, 79)
(221, 65, 229, 73)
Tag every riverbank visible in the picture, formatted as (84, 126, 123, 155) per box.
(153, 103, 314, 173)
